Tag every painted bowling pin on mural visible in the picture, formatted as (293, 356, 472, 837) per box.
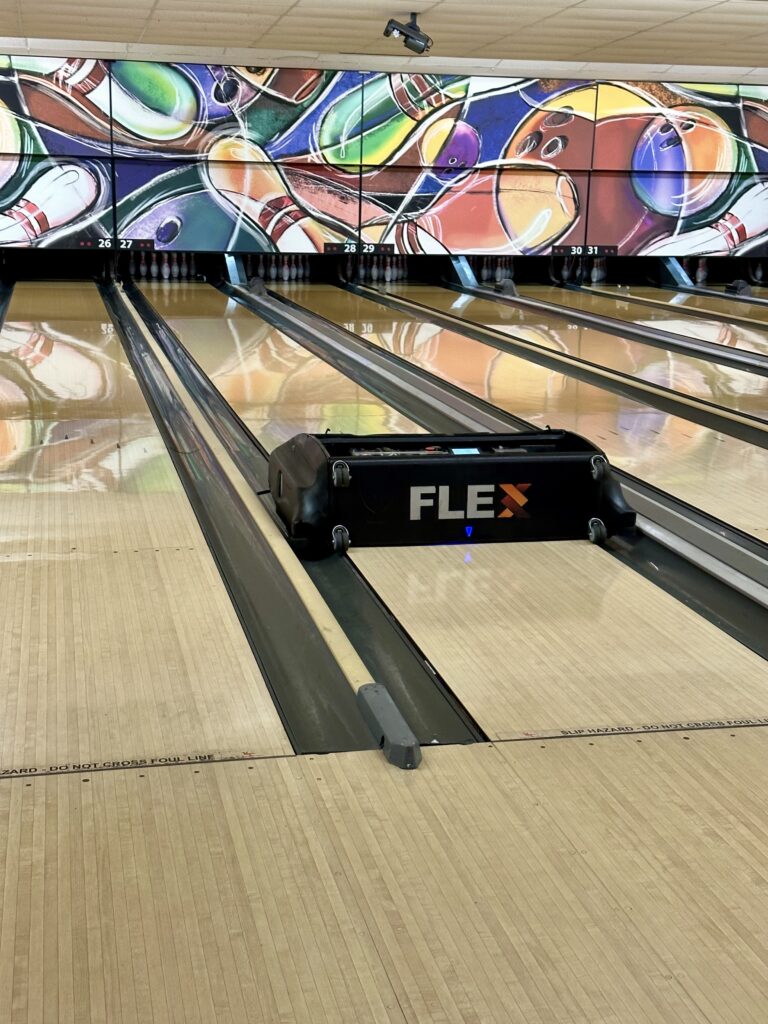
(0, 99, 22, 191)
(0, 163, 99, 245)
(5, 56, 200, 144)
(205, 137, 352, 250)
(318, 73, 470, 166)
(641, 181, 768, 255)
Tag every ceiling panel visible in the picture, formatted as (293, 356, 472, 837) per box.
(3, 0, 768, 81)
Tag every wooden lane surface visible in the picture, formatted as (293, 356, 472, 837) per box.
(5, 735, 768, 1022)
(0, 282, 290, 773)
(145, 282, 766, 741)
(138, 281, 423, 449)
(350, 542, 768, 740)
(589, 284, 768, 326)
(518, 283, 768, 358)
(286, 284, 768, 541)
(397, 285, 768, 418)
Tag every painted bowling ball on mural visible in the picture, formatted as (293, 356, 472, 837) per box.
(496, 165, 578, 252)
(120, 190, 268, 251)
(419, 117, 480, 180)
(630, 105, 739, 218)
(506, 103, 594, 170)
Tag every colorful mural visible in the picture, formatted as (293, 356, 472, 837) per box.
(2, 57, 768, 256)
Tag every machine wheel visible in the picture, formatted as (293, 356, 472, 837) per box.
(331, 461, 351, 488)
(590, 455, 607, 481)
(587, 517, 608, 544)
(331, 525, 350, 554)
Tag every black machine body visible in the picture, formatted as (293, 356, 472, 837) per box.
(268, 431, 636, 557)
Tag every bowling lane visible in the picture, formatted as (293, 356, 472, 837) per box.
(147, 281, 768, 743)
(138, 281, 421, 449)
(517, 283, 768, 359)
(0, 282, 290, 773)
(588, 283, 768, 328)
(284, 284, 768, 542)
(389, 284, 768, 418)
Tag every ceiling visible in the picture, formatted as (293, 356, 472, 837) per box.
(3, 0, 768, 82)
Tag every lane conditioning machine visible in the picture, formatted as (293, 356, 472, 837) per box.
(269, 430, 636, 557)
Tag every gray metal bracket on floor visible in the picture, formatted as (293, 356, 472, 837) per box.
(357, 684, 422, 769)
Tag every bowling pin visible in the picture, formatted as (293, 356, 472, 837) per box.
(245, 254, 253, 278)
(481, 257, 490, 282)
(384, 256, 392, 283)
(257, 253, 265, 279)
(206, 138, 351, 251)
(161, 253, 171, 280)
(180, 252, 188, 279)
(494, 258, 503, 283)
(371, 256, 379, 282)
(171, 252, 179, 279)
(590, 258, 599, 283)
(696, 258, 708, 284)
(359, 256, 367, 281)
(150, 252, 158, 278)
(755, 261, 764, 284)
(139, 251, 147, 278)
(0, 163, 99, 245)
(269, 255, 277, 280)
(289, 254, 297, 280)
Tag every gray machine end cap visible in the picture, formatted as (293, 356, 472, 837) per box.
(496, 279, 518, 296)
(357, 683, 422, 769)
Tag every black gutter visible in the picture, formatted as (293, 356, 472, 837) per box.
(354, 283, 768, 450)
(260, 283, 768, 654)
(445, 280, 768, 377)
(580, 284, 768, 333)
(126, 281, 483, 748)
(100, 282, 377, 756)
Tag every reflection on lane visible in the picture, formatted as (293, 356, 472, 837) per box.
(283, 283, 768, 540)
(0, 283, 168, 491)
(388, 285, 768, 418)
(138, 282, 421, 451)
(518, 284, 768, 359)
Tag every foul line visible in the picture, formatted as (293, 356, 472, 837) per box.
(0, 749, 296, 781)
(497, 716, 768, 743)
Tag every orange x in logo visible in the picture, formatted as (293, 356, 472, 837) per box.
(498, 483, 531, 519)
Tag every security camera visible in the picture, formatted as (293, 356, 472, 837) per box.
(383, 12, 433, 54)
